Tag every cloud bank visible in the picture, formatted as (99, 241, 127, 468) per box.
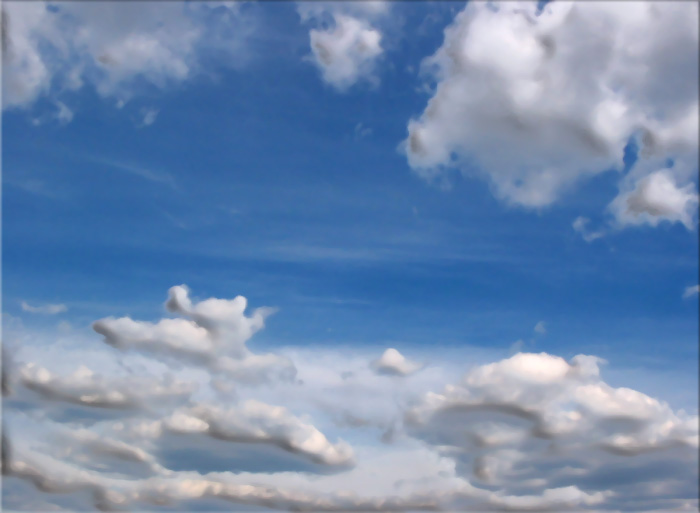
(3, 286, 698, 511)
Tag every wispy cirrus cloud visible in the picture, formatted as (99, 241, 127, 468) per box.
(20, 301, 67, 315)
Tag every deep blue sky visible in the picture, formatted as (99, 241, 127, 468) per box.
(2, 3, 699, 511)
(3, 0, 697, 401)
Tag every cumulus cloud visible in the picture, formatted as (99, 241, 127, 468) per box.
(93, 285, 296, 385)
(54, 101, 73, 124)
(403, 2, 698, 215)
(3, 288, 698, 511)
(611, 168, 699, 229)
(299, 2, 388, 91)
(1, 1, 253, 114)
(140, 108, 158, 127)
(406, 352, 697, 498)
(161, 401, 355, 468)
(20, 301, 67, 315)
(371, 348, 423, 376)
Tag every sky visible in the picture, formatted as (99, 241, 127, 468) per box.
(1, 1, 699, 512)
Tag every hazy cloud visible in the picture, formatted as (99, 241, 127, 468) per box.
(683, 285, 699, 299)
(93, 285, 296, 385)
(20, 301, 67, 315)
(611, 168, 699, 229)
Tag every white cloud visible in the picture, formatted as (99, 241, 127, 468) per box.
(534, 321, 547, 335)
(20, 301, 67, 315)
(308, 14, 382, 91)
(3, 288, 698, 511)
(610, 168, 699, 229)
(403, 2, 698, 212)
(18, 362, 196, 409)
(2, 1, 253, 115)
(1, 2, 55, 108)
(371, 348, 423, 376)
(406, 351, 697, 495)
(572, 216, 606, 242)
(299, 2, 388, 91)
(683, 285, 699, 299)
(161, 400, 355, 467)
(93, 285, 295, 384)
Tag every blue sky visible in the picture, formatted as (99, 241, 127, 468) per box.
(2, 1, 699, 511)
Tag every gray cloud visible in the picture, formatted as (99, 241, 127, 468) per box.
(18, 362, 196, 410)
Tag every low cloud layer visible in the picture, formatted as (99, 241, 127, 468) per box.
(3, 286, 698, 511)
(93, 285, 296, 385)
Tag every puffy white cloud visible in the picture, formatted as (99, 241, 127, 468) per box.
(93, 285, 295, 385)
(140, 108, 158, 126)
(403, 2, 698, 212)
(610, 168, 699, 229)
(308, 14, 382, 91)
(20, 301, 67, 315)
(299, 2, 389, 91)
(683, 285, 699, 299)
(54, 101, 73, 124)
(406, 352, 697, 493)
(371, 347, 423, 376)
